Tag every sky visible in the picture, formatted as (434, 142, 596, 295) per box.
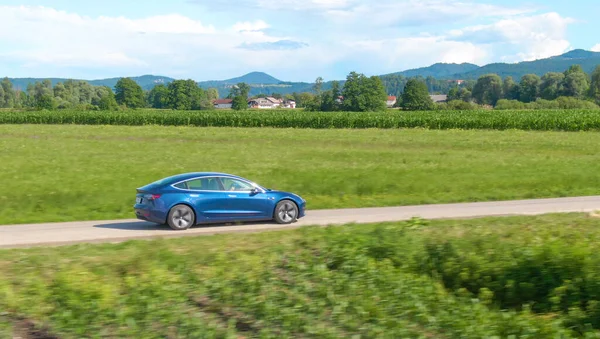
(0, 0, 599, 82)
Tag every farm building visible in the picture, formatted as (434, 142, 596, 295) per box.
(386, 95, 397, 107)
(213, 99, 233, 109)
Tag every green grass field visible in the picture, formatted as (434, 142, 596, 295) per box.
(2, 214, 600, 338)
(1, 124, 600, 224)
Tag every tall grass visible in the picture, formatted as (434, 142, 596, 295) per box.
(2, 108, 600, 131)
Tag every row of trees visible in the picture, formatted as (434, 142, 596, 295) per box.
(0, 78, 118, 110)
(455, 65, 600, 106)
(0, 77, 221, 111)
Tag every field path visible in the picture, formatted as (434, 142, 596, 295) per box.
(1, 195, 600, 249)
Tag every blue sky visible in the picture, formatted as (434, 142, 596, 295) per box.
(0, 0, 598, 82)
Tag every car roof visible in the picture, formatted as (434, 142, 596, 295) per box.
(139, 172, 245, 191)
(170, 172, 242, 182)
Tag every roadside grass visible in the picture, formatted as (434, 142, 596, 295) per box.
(1, 124, 600, 224)
(1, 214, 600, 337)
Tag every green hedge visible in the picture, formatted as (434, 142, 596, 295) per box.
(2, 108, 600, 131)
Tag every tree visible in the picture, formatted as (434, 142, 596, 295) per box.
(539, 72, 564, 100)
(459, 88, 472, 102)
(400, 79, 435, 111)
(519, 74, 540, 103)
(341, 72, 365, 111)
(147, 84, 169, 109)
(313, 77, 323, 95)
(27, 80, 55, 110)
(232, 96, 248, 110)
(292, 92, 315, 108)
(590, 66, 600, 103)
(53, 82, 68, 100)
(206, 88, 219, 103)
(114, 78, 145, 108)
(472, 74, 503, 106)
(309, 77, 324, 110)
(35, 94, 56, 110)
(318, 81, 342, 111)
(447, 87, 460, 101)
(1, 77, 15, 108)
(363, 76, 387, 111)
(502, 76, 519, 100)
(164, 80, 207, 110)
(341, 72, 387, 112)
(92, 86, 118, 110)
(0, 77, 15, 108)
(230, 82, 250, 110)
(561, 65, 590, 98)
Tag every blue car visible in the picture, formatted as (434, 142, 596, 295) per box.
(133, 172, 306, 230)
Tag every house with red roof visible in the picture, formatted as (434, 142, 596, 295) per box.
(213, 99, 233, 109)
(386, 95, 397, 107)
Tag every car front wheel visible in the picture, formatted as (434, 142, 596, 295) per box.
(274, 200, 298, 224)
(167, 204, 195, 230)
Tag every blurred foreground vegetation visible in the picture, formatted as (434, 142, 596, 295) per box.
(2, 214, 600, 337)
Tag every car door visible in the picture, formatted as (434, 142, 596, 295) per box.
(216, 177, 272, 220)
(174, 177, 230, 222)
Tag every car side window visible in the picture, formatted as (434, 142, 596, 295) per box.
(174, 177, 221, 191)
(219, 178, 254, 191)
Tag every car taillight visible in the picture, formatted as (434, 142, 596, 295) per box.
(145, 194, 161, 200)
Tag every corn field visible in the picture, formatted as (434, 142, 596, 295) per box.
(2, 109, 600, 131)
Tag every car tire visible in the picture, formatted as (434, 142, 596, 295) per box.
(167, 204, 195, 231)
(274, 200, 298, 224)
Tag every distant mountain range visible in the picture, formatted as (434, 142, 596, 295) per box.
(446, 49, 600, 80)
(382, 62, 480, 78)
(6, 49, 600, 96)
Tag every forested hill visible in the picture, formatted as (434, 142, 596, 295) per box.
(382, 62, 480, 78)
(447, 49, 600, 80)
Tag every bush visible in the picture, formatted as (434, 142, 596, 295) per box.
(437, 100, 479, 110)
(529, 98, 561, 109)
(556, 96, 600, 109)
(495, 99, 526, 110)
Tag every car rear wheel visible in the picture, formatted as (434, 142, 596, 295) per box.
(274, 200, 298, 224)
(167, 204, 195, 230)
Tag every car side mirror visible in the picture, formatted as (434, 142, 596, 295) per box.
(250, 187, 261, 195)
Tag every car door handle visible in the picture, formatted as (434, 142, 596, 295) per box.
(228, 194, 237, 198)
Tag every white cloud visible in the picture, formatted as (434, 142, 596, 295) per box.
(342, 36, 488, 74)
(232, 20, 270, 33)
(324, 0, 535, 27)
(192, 0, 356, 11)
(449, 12, 574, 62)
(0, 5, 316, 78)
(592, 44, 600, 52)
